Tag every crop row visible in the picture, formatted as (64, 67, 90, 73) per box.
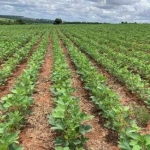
(59, 31, 150, 150)
(0, 35, 31, 63)
(0, 33, 49, 149)
(61, 29, 150, 108)
(0, 26, 49, 63)
(62, 25, 150, 65)
(0, 32, 44, 85)
(62, 27, 150, 81)
(63, 25, 150, 53)
(48, 33, 92, 150)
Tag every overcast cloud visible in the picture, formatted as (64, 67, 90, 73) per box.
(0, 0, 150, 23)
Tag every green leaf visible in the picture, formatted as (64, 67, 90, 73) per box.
(130, 140, 138, 147)
(48, 115, 55, 125)
(1, 96, 8, 101)
(7, 94, 14, 99)
(6, 132, 19, 144)
(119, 140, 131, 150)
(51, 121, 64, 130)
(79, 125, 92, 134)
(72, 139, 81, 145)
(145, 134, 150, 146)
(0, 145, 8, 150)
(55, 147, 70, 150)
(129, 133, 141, 140)
(11, 89, 18, 94)
(3, 102, 12, 108)
(55, 137, 69, 146)
(132, 144, 141, 150)
(9, 144, 23, 150)
(80, 113, 93, 121)
(52, 109, 65, 119)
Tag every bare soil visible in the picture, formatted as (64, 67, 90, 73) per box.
(60, 39, 119, 150)
(19, 36, 55, 150)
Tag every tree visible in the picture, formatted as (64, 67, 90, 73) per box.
(16, 19, 26, 24)
(121, 21, 128, 24)
(53, 18, 62, 25)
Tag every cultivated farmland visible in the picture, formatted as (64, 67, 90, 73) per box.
(0, 24, 150, 150)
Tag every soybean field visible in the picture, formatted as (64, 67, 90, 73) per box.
(1, 24, 150, 150)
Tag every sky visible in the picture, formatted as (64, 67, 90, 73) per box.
(0, 0, 150, 23)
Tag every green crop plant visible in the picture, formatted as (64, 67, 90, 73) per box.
(48, 33, 92, 149)
(59, 30, 150, 150)
(0, 33, 49, 149)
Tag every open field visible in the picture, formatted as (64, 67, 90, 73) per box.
(0, 17, 15, 22)
(0, 24, 150, 150)
(0, 17, 15, 24)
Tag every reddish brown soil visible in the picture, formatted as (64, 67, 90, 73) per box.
(0, 35, 43, 100)
(60, 39, 119, 150)
(19, 36, 55, 150)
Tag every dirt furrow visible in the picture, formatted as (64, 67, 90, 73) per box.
(60, 39, 119, 150)
(0, 35, 43, 100)
(19, 36, 55, 150)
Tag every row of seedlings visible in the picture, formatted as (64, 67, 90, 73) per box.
(66, 27, 150, 81)
(0, 33, 49, 149)
(0, 30, 38, 63)
(0, 32, 44, 85)
(67, 28, 150, 81)
(59, 32, 150, 150)
(61, 29, 150, 108)
(48, 33, 92, 150)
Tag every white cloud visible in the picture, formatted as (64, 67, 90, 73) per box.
(106, 0, 141, 5)
(0, 0, 150, 22)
